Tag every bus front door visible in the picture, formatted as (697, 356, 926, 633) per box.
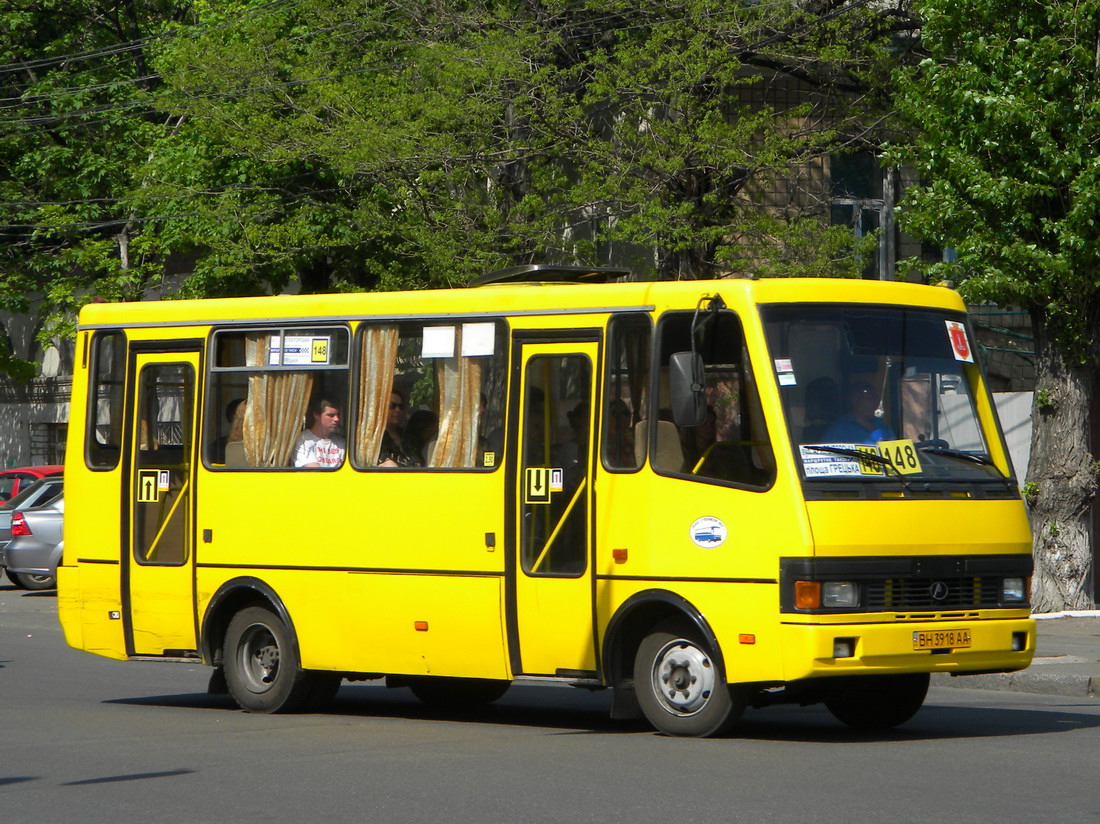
(124, 350, 200, 657)
(510, 341, 598, 677)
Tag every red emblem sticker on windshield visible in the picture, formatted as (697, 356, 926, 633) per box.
(946, 321, 974, 363)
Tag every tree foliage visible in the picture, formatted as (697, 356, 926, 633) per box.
(0, 1, 195, 348)
(0, 0, 918, 359)
(894, 0, 1100, 354)
(893, 0, 1100, 610)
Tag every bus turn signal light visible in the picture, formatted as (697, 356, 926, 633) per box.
(794, 580, 821, 609)
(414, 621, 429, 632)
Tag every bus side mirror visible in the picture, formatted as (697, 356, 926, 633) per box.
(669, 351, 706, 427)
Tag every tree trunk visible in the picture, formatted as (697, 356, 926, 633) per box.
(1027, 312, 1098, 612)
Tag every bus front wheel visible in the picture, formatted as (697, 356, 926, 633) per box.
(224, 606, 318, 713)
(823, 673, 929, 730)
(634, 620, 743, 737)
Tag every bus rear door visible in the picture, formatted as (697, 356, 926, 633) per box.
(124, 347, 201, 657)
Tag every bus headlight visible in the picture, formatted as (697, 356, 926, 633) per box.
(822, 581, 858, 608)
(794, 580, 859, 609)
(1002, 577, 1027, 603)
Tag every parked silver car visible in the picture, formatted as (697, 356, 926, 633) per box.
(4, 494, 64, 590)
(0, 476, 63, 587)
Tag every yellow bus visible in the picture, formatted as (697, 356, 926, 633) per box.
(58, 268, 1034, 737)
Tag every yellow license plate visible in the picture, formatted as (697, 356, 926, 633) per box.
(913, 629, 971, 650)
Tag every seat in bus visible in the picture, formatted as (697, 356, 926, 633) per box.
(224, 441, 247, 467)
(634, 419, 685, 473)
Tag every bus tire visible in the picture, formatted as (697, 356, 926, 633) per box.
(407, 676, 510, 707)
(824, 673, 929, 730)
(634, 619, 743, 737)
(223, 606, 314, 713)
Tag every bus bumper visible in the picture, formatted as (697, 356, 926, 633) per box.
(778, 615, 1035, 681)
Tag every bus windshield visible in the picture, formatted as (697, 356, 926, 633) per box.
(761, 304, 1009, 486)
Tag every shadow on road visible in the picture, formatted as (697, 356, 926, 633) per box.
(104, 681, 1100, 741)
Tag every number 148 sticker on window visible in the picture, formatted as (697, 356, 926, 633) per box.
(878, 439, 923, 475)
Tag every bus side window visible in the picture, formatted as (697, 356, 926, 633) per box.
(602, 314, 650, 471)
(86, 330, 126, 470)
(352, 321, 506, 470)
(206, 327, 349, 470)
(653, 311, 775, 490)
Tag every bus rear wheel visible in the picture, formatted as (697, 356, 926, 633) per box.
(634, 620, 743, 737)
(823, 673, 929, 730)
(224, 606, 318, 713)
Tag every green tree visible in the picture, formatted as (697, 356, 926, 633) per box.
(0, 1, 195, 356)
(0, 0, 918, 371)
(893, 0, 1100, 610)
(140, 0, 916, 291)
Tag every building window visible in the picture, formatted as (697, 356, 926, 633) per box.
(830, 152, 894, 280)
(30, 423, 67, 465)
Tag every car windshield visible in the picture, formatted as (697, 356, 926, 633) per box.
(2, 477, 62, 511)
(761, 304, 1009, 487)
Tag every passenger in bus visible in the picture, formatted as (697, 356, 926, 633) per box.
(293, 398, 346, 468)
(605, 399, 635, 467)
(801, 377, 840, 443)
(215, 398, 245, 464)
(378, 388, 419, 467)
(553, 400, 588, 469)
(681, 405, 718, 471)
(822, 382, 895, 445)
(406, 408, 438, 465)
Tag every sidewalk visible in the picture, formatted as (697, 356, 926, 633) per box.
(932, 612, 1100, 697)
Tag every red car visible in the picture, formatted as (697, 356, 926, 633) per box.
(0, 465, 63, 504)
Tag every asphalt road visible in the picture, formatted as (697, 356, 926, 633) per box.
(3, 582, 1100, 824)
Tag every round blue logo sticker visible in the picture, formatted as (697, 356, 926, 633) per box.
(690, 516, 727, 548)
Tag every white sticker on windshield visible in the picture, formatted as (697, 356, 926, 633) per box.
(946, 321, 974, 363)
(800, 445, 862, 477)
(800, 444, 884, 476)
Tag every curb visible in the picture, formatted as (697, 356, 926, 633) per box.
(1032, 610, 1100, 620)
(933, 670, 1099, 698)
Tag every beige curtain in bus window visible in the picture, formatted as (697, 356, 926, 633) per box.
(432, 331, 482, 468)
(242, 334, 313, 467)
(355, 325, 399, 465)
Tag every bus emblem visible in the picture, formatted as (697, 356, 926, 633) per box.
(690, 517, 727, 548)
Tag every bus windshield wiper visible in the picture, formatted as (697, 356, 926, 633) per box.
(802, 445, 914, 491)
(917, 446, 995, 466)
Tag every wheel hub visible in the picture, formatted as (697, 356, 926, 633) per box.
(239, 625, 281, 693)
(651, 638, 716, 716)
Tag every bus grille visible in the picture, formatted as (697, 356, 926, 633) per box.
(864, 577, 1002, 610)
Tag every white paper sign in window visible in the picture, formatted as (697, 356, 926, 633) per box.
(422, 326, 456, 358)
(461, 322, 496, 356)
(270, 335, 331, 366)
